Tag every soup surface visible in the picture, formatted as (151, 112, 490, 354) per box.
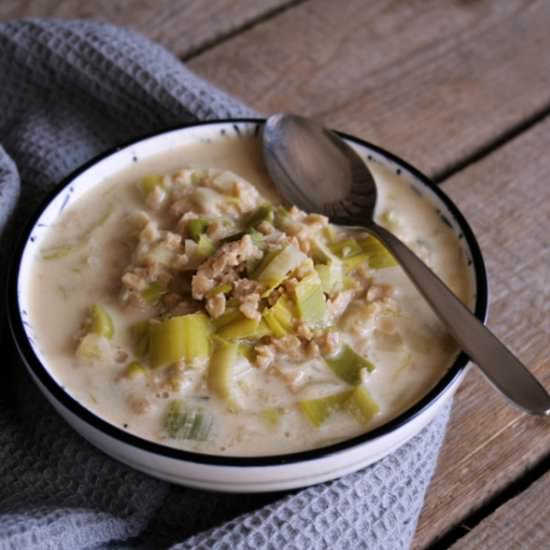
(28, 135, 471, 456)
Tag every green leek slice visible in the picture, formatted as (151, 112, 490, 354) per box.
(255, 244, 307, 291)
(311, 239, 341, 265)
(216, 313, 260, 340)
(262, 295, 295, 338)
(40, 205, 112, 261)
(211, 308, 240, 330)
(380, 210, 399, 231)
(188, 218, 209, 242)
(293, 273, 327, 325)
(329, 239, 362, 258)
(315, 262, 343, 294)
(208, 338, 239, 411)
(342, 252, 369, 271)
(130, 320, 150, 358)
(124, 360, 147, 379)
(197, 234, 216, 257)
(262, 408, 281, 426)
(325, 344, 375, 385)
(149, 312, 210, 368)
(248, 247, 280, 279)
(358, 236, 397, 269)
(299, 390, 353, 427)
(244, 204, 274, 228)
(322, 224, 337, 243)
(205, 282, 233, 299)
(87, 304, 114, 339)
(76, 333, 105, 361)
(141, 281, 167, 304)
(164, 400, 213, 440)
(41, 244, 79, 260)
(345, 386, 380, 425)
(139, 175, 163, 196)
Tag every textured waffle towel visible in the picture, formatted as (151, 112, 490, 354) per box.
(0, 19, 452, 550)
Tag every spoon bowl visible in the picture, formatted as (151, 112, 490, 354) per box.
(262, 113, 378, 221)
(262, 113, 550, 416)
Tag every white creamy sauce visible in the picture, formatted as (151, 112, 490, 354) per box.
(28, 135, 472, 456)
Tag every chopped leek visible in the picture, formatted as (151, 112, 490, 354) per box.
(244, 204, 274, 228)
(262, 295, 295, 338)
(299, 390, 352, 427)
(208, 338, 239, 411)
(220, 231, 246, 244)
(124, 360, 147, 379)
(149, 312, 210, 368)
(293, 273, 327, 325)
(139, 175, 163, 196)
(164, 400, 213, 440)
(342, 252, 369, 271)
(322, 224, 337, 243)
(380, 210, 399, 231)
(141, 281, 167, 304)
(256, 319, 272, 338)
(41, 244, 78, 260)
(197, 234, 216, 257)
(315, 262, 343, 294)
(255, 244, 307, 290)
(205, 282, 233, 299)
(262, 408, 281, 426)
(223, 227, 264, 247)
(216, 312, 260, 340)
(329, 239, 362, 258)
(94, 204, 114, 228)
(345, 386, 380, 425)
(358, 236, 397, 269)
(310, 239, 341, 265)
(188, 218, 209, 242)
(192, 187, 222, 212)
(40, 205, 113, 261)
(130, 320, 149, 358)
(247, 227, 264, 247)
(76, 333, 105, 361)
(212, 308, 241, 330)
(325, 344, 375, 385)
(87, 304, 114, 339)
(248, 247, 280, 279)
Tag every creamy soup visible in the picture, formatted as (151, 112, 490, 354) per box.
(28, 135, 471, 456)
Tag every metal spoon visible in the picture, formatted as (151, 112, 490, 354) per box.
(262, 113, 550, 416)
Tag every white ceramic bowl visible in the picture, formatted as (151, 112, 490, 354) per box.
(7, 119, 488, 492)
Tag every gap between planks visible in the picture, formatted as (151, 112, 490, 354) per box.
(180, 0, 309, 61)
(436, 454, 550, 549)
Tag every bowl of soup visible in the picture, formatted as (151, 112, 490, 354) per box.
(7, 119, 487, 492)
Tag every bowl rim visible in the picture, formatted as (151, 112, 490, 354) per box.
(7, 117, 488, 467)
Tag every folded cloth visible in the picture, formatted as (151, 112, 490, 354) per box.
(0, 19, 452, 550)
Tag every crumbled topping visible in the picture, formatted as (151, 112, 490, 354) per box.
(191, 235, 261, 300)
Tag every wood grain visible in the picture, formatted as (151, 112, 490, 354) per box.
(190, 0, 550, 178)
(449, 469, 550, 549)
(0, 0, 294, 58)
(412, 114, 550, 548)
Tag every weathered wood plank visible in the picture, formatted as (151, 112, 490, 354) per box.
(190, 0, 550, 177)
(0, 0, 294, 59)
(449, 469, 550, 550)
(412, 114, 550, 548)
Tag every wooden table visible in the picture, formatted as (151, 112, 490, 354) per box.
(3, 1, 548, 547)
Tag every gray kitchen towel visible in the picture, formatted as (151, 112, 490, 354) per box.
(0, 19, 452, 550)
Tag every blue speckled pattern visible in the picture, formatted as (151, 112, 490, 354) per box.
(0, 19, 452, 550)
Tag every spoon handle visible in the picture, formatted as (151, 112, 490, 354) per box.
(369, 222, 550, 416)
